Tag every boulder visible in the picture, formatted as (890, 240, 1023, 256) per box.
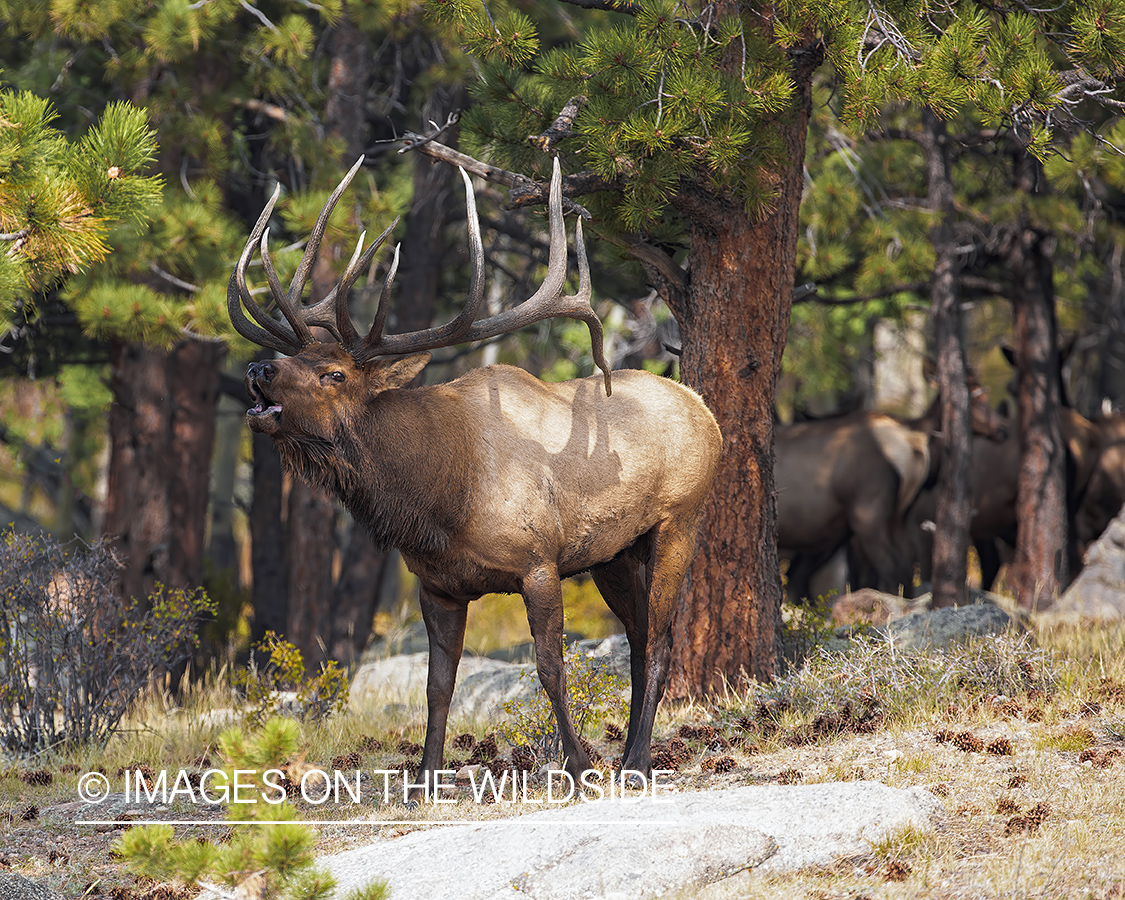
(830, 588, 919, 628)
(0, 873, 63, 900)
(1055, 507, 1125, 618)
(886, 602, 1016, 650)
(323, 781, 944, 899)
(349, 635, 633, 720)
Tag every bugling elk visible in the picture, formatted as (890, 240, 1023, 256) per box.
(229, 157, 722, 794)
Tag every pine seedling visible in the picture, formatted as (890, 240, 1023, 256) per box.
(116, 717, 388, 900)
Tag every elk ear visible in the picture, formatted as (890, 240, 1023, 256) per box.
(380, 352, 432, 389)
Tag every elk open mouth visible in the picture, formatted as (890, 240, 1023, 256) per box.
(246, 380, 282, 432)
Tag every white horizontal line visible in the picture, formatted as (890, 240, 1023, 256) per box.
(75, 819, 681, 827)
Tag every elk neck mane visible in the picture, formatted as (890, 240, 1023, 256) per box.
(273, 383, 473, 559)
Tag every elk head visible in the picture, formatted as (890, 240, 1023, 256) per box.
(230, 156, 612, 451)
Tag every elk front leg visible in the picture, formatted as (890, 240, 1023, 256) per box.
(522, 564, 592, 781)
(415, 585, 469, 805)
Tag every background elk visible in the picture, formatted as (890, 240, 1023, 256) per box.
(229, 157, 722, 794)
(778, 368, 1007, 601)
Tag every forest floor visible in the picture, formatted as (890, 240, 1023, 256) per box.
(2, 615, 1124, 899)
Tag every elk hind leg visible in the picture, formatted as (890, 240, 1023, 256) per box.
(416, 585, 470, 804)
(591, 533, 655, 761)
(522, 563, 592, 779)
(603, 518, 698, 776)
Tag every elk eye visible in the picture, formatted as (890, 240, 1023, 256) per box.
(321, 371, 345, 385)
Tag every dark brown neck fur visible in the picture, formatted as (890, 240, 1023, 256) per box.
(274, 386, 473, 558)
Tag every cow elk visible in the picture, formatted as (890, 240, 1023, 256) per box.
(229, 157, 722, 796)
(777, 371, 1007, 600)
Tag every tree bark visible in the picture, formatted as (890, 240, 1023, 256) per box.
(285, 477, 337, 667)
(330, 527, 392, 665)
(167, 340, 224, 590)
(921, 109, 971, 609)
(1009, 227, 1068, 608)
(250, 426, 288, 645)
(105, 342, 170, 603)
(103, 339, 221, 604)
(666, 22, 821, 696)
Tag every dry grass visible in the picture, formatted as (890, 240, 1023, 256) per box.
(3, 618, 1125, 898)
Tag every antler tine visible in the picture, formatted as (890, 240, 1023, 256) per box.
(269, 154, 368, 347)
(357, 158, 611, 393)
(368, 242, 401, 351)
(315, 218, 399, 351)
(227, 183, 304, 354)
(360, 167, 485, 358)
(570, 217, 612, 395)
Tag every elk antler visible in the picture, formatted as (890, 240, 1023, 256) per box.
(228, 156, 612, 394)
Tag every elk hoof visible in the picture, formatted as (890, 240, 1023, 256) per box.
(619, 770, 648, 791)
(403, 797, 420, 811)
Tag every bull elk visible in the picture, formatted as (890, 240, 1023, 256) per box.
(229, 157, 722, 795)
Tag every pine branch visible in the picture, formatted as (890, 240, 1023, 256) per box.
(397, 134, 624, 210)
(804, 280, 929, 305)
(396, 111, 461, 154)
(238, 99, 288, 122)
(528, 96, 587, 153)
(150, 263, 199, 293)
(398, 134, 535, 191)
(239, 0, 279, 32)
(552, 0, 643, 15)
(508, 171, 625, 209)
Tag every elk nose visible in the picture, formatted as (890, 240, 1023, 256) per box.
(247, 361, 275, 382)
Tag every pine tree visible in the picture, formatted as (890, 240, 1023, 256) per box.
(0, 90, 161, 333)
(0, 0, 419, 617)
(417, 0, 1125, 688)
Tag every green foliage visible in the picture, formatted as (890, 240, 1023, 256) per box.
(234, 631, 350, 724)
(115, 716, 388, 900)
(0, 90, 161, 325)
(499, 644, 627, 765)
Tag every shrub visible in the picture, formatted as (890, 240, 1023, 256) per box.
(0, 529, 215, 753)
(499, 644, 627, 767)
(233, 631, 350, 724)
(741, 631, 1058, 746)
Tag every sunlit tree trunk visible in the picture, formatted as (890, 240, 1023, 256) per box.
(666, 13, 821, 694)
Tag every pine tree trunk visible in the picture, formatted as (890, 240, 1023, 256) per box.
(330, 529, 391, 666)
(666, 22, 820, 694)
(104, 340, 221, 604)
(1009, 228, 1067, 608)
(250, 427, 288, 645)
(286, 477, 337, 668)
(105, 342, 170, 603)
(167, 339, 223, 590)
(668, 199, 786, 693)
(922, 110, 971, 608)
